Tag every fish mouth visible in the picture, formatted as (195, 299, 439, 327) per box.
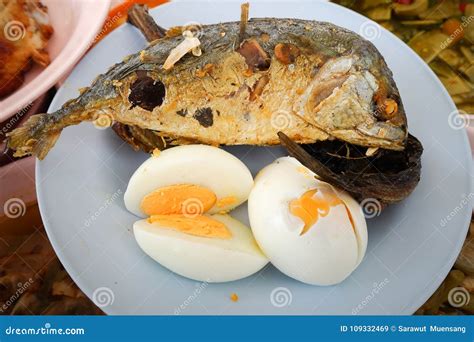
(278, 132, 422, 207)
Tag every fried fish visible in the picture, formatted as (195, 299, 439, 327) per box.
(7, 4, 422, 205)
(8, 16, 408, 157)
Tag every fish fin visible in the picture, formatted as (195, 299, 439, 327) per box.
(239, 2, 250, 44)
(7, 114, 60, 160)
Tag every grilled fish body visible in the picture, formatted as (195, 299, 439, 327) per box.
(8, 18, 407, 159)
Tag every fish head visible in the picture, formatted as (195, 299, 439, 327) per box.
(294, 55, 408, 151)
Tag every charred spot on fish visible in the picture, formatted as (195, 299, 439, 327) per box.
(193, 107, 213, 128)
(278, 132, 422, 205)
(237, 39, 271, 71)
(274, 43, 301, 65)
(177, 109, 188, 117)
(128, 74, 165, 111)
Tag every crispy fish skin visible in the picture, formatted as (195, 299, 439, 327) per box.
(8, 18, 408, 159)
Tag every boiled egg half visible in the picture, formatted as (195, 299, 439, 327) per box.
(248, 157, 367, 285)
(125, 145, 268, 282)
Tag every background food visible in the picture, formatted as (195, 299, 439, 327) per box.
(0, 0, 53, 98)
(333, 0, 473, 114)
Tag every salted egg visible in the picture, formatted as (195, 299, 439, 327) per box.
(125, 145, 267, 282)
(248, 157, 367, 285)
(124, 145, 254, 217)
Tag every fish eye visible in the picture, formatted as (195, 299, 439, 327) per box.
(128, 72, 166, 111)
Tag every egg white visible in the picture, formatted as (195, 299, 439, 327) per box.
(248, 157, 368, 285)
(133, 214, 268, 282)
(124, 145, 254, 217)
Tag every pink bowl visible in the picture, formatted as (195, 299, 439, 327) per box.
(0, 0, 111, 121)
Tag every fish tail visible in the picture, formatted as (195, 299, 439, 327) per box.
(7, 113, 62, 160)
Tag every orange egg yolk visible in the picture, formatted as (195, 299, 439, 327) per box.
(148, 214, 232, 239)
(140, 184, 217, 216)
(142, 184, 232, 239)
(215, 196, 237, 208)
(289, 188, 343, 235)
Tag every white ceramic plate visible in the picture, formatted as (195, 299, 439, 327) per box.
(37, 0, 473, 315)
(0, 0, 111, 120)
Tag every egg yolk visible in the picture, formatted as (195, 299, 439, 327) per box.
(289, 188, 343, 235)
(148, 214, 232, 239)
(215, 196, 237, 208)
(140, 184, 217, 216)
